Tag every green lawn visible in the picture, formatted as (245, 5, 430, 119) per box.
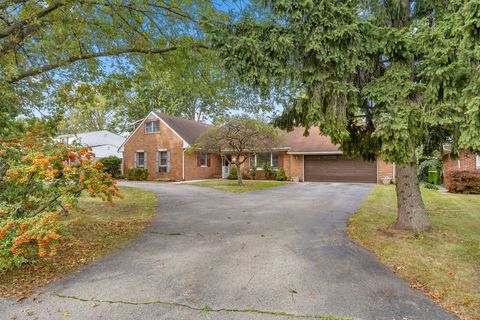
(347, 185, 480, 320)
(189, 179, 290, 192)
(0, 186, 157, 298)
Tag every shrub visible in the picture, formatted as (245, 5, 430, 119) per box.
(228, 165, 238, 180)
(445, 169, 480, 194)
(417, 156, 442, 184)
(99, 156, 122, 178)
(276, 167, 287, 181)
(262, 163, 276, 180)
(0, 129, 121, 269)
(126, 168, 148, 181)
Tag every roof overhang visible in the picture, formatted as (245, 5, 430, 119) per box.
(287, 151, 343, 155)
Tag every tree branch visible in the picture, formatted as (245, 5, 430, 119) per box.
(7, 45, 188, 83)
(0, 2, 65, 39)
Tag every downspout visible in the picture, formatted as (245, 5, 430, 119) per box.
(302, 155, 305, 182)
(182, 149, 185, 180)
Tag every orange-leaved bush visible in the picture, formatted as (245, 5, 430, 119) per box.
(0, 128, 122, 269)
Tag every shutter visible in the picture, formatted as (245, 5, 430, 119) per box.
(155, 151, 159, 172)
(144, 152, 147, 169)
(134, 153, 137, 168)
(207, 154, 211, 167)
(166, 151, 171, 173)
(197, 152, 201, 167)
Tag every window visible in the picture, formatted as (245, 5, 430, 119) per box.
(200, 153, 208, 167)
(256, 153, 271, 168)
(136, 152, 146, 168)
(158, 151, 168, 173)
(477, 154, 480, 169)
(250, 152, 279, 169)
(272, 153, 279, 169)
(145, 121, 160, 133)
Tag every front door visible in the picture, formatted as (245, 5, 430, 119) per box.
(222, 157, 231, 179)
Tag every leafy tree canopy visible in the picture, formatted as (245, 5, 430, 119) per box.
(0, 0, 219, 133)
(205, 0, 480, 231)
(206, 0, 480, 163)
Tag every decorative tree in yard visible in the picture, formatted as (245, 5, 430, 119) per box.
(206, 0, 480, 231)
(195, 116, 278, 185)
(0, 129, 122, 268)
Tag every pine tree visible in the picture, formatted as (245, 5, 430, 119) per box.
(206, 0, 480, 231)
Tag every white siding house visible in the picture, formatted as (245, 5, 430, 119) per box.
(56, 130, 125, 159)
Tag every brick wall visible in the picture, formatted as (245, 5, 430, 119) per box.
(184, 153, 222, 180)
(241, 152, 285, 180)
(123, 119, 184, 180)
(283, 153, 304, 182)
(444, 150, 480, 176)
(377, 158, 394, 184)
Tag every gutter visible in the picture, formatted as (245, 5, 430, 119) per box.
(287, 151, 343, 155)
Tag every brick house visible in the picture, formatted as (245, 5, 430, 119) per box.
(119, 111, 395, 183)
(443, 150, 480, 181)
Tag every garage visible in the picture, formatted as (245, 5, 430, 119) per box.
(304, 155, 377, 183)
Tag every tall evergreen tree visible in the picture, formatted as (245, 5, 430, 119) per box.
(206, 0, 480, 231)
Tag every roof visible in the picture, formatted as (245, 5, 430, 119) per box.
(153, 111, 212, 145)
(57, 130, 126, 148)
(280, 127, 340, 153)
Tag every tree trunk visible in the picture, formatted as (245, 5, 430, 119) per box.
(236, 163, 242, 185)
(395, 155, 431, 232)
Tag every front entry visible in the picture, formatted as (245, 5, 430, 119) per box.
(222, 157, 231, 179)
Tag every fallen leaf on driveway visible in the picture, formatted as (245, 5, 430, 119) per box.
(289, 289, 298, 294)
(63, 311, 70, 317)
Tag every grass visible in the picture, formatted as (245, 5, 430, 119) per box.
(347, 185, 480, 320)
(0, 186, 157, 298)
(189, 179, 290, 192)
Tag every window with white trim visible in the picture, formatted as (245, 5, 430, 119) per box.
(200, 153, 208, 167)
(477, 153, 480, 169)
(145, 120, 160, 133)
(250, 152, 279, 169)
(158, 151, 168, 173)
(136, 152, 145, 168)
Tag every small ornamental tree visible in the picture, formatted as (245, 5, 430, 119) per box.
(0, 128, 122, 268)
(195, 116, 278, 185)
(206, 0, 480, 232)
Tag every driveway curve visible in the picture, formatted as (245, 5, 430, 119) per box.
(2, 182, 456, 320)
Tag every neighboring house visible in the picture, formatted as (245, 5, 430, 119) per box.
(57, 130, 125, 159)
(120, 111, 395, 183)
(443, 150, 480, 179)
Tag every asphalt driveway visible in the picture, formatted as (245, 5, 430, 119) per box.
(2, 182, 456, 320)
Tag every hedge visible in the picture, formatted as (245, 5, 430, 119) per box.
(445, 169, 480, 194)
(126, 168, 148, 181)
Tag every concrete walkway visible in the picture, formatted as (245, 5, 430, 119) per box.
(1, 182, 456, 320)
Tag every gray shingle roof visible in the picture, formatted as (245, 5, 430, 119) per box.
(154, 111, 212, 145)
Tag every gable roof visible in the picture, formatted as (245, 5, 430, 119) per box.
(281, 127, 341, 153)
(153, 111, 212, 145)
